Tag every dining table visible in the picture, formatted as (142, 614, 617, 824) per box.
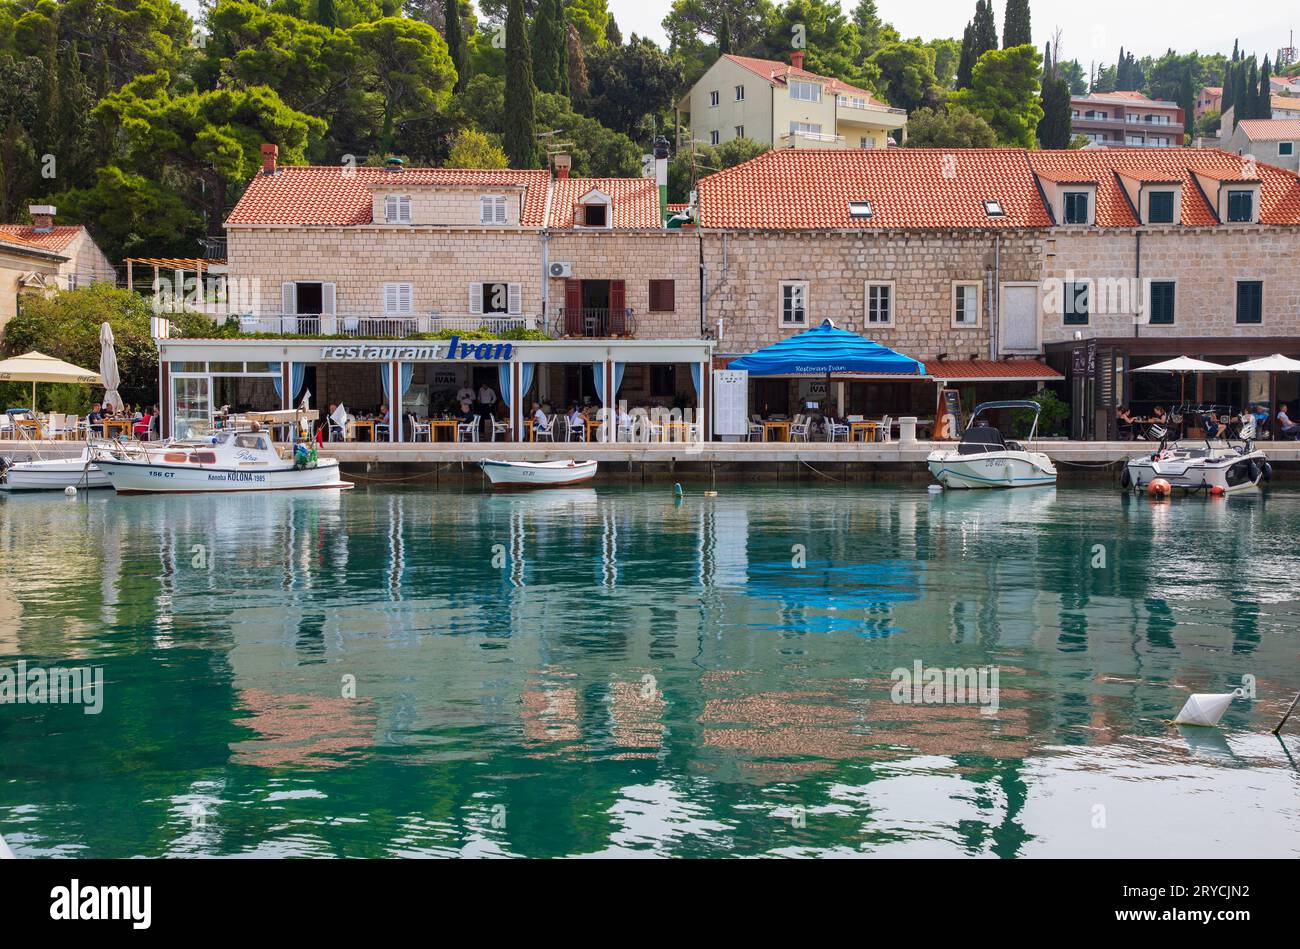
(762, 420, 791, 442)
(347, 419, 377, 442)
(102, 418, 134, 440)
(428, 419, 458, 442)
(850, 420, 880, 443)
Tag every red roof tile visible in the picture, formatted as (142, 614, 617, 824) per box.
(721, 54, 887, 106)
(926, 359, 1062, 381)
(225, 166, 552, 226)
(547, 177, 662, 228)
(697, 148, 1052, 230)
(1028, 148, 1300, 226)
(0, 224, 83, 252)
(1238, 118, 1300, 140)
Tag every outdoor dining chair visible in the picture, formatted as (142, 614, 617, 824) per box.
(567, 418, 586, 441)
(457, 415, 480, 442)
(407, 414, 431, 442)
(877, 415, 893, 443)
(825, 417, 850, 442)
(491, 418, 510, 441)
(748, 418, 765, 441)
(789, 415, 811, 442)
(534, 415, 556, 442)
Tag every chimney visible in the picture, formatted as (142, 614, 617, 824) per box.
(553, 152, 572, 179)
(260, 143, 278, 176)
(790, 50, 805, 71)
(29, 205, 56, 233)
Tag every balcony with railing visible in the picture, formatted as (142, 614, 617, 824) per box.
(554, 308, 636, 338)
(234, 313, 539, 337)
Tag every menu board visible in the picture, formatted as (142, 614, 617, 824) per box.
(713, 369, 749, 436)
(935, 388, 963, 439)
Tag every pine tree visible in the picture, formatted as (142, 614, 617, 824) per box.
(503, 0, 538, 168)
(605, 16, 622, 46)
(566, 23, 588, 105)
(718, 11, 733, 55)
(956, 22, 975, 89)
(972, 0, 998, 60)
(531, 0, 562, 94)
(1002, 0, 1031, 48)
(444, 0, 469, 93)
(316, 0, 339, 29)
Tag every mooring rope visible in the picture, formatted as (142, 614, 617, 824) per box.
(798, 458, 844, 482)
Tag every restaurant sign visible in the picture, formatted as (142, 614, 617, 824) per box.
(317, 336, 514, 362)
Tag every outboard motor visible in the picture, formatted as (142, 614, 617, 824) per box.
(0, 456, 10, 481)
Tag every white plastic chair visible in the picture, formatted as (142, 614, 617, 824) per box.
(491, 418, 510, 441)
(878, 415, 893, 444)
(616, 417, 636, 442)
(45, 413, 68, 440)
(457, 415, 480, 442)
(567, 417, 586, 441)
(408, 414, 431, 442)
(825, 417, 850, 442)
(640, 416, 664, 443)
(748, 419, 765, 441)
(534, 415, 555, 442)
(790, 414, 811, 442)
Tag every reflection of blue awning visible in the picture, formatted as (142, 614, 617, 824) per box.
(727, 319, 925, 376)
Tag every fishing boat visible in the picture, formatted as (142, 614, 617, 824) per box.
(1122, 439, 1269, 494)
(95, 427, 351, 494)
(479, 458, 598, 488)
(0, 445, 112, 491)
(926, 400, 1057, 489)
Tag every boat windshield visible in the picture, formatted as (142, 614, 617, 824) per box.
(957, 425, 1007, 455)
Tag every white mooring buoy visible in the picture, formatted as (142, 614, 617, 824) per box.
(1173, 689, 1243, 727)
(64, 485, 77, 497)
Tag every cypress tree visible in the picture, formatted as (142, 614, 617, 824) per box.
(718, 11, 733, 55)
(316, 0, 339, 29)
(444, 0, 469, 93)
(1259, 55, 1272, 119)
(971, 0, 998, 60)
(1244, 58, 1258, 119)
(566, 23, 588, 106)
(605, 15, 622, 46)
(1002, 0, 1031, 48)
(956, 22, 975, 89)
(1038, 41, 1072, 148)
(1221, 61, 1235, 118)
(503, 0, 538, 168)
(531, 0, 562, 94)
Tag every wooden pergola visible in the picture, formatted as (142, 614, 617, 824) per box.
(123, 257, 227, 291)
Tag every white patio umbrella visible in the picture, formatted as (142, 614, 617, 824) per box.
(1132, 356, 1227, 413)
(0, 350, 102, 411)
(1227, 354, 1300, 438)
(99, 322, 122, 412)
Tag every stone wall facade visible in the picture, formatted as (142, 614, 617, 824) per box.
(701, 230, 1045, 359)
(1039, 226, 1300, 344)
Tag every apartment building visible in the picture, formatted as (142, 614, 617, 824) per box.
(676, 52, 908, 152)
(1071, 91, 1185, 147)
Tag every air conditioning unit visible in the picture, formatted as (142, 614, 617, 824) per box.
(549, 262, 572, 278)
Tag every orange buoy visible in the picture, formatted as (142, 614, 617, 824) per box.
(1209, 484, 1226, 497)
(1147, 478, 1172, 499)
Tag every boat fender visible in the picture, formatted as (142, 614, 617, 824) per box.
(1247, 459, 1260, 483)
(1261, 462, 1272, 483)
(673, 483, 683, 497)
(1120, 467, 1132, 489)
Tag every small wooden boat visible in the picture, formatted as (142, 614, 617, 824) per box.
(479, 458, 597, 488)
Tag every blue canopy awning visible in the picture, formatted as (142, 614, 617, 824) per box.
(727, 320, 926, 377)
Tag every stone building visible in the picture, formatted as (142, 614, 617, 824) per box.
(0, 205, 116, 294)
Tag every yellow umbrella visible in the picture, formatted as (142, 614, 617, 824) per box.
(0, 350, 103, 411)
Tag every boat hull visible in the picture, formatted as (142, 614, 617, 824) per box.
(927, 450, 1057, 489)
(479, 459, 597, 487)
(0, 453, 112, 491)
(1124, 449, 1266, 494)
(95, 458, 352, 494)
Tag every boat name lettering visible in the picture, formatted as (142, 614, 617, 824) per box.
(207, 471, 267, 482)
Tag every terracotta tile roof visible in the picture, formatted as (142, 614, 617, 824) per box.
(667, 203, 690, 212)
(697, 148, 1052, 230)
(0, 224, 83, 252)
(1238, 118, 1300, 140)
(1270, 96, 1300, 113)
(225, 166, 552, 226)
(1113, 167, 1184, 183)
(1028, 148, 1300, 226)
(546, 177, 662, 228)
(1202, 86, 1223, 96)
(721, 54, 887, 106)
(926, 359, 1062, 380)
(0, 230, 69, 258)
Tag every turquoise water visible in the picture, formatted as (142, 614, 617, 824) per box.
(1, 483, 1298, 858)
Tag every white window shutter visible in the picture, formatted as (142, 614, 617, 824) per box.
(321, 283, 336, 314)
(507, 283, 521, 314)
(385, 195, 396, 222)
(282, 282, 295, 315)
(469, 283, 483, 314)
(400, 284, 412, 313)
(479, 198, 491, 225)
(494, 198, 507, 224)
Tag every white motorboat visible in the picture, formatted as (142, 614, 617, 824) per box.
(95, 428, 352, 494)
(0, 446, 112, 491)
(927, 400, 1057, 489)
(479, 458, 598, 488)
(1122, 440, 1269, 494)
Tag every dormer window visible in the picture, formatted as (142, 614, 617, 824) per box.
(848, 200, 872, 219)
(480, 195, 508, 225)
(1063, 191, 1090, 224)
(983, 200, 1005, 217)
(584, 203, 607, 226)
(1147, 190, 1175, 224)
(789, 80, 821, 103)
(1226, 189, 1253, 223)
(575, 188, 612, 228)
(384, 195, 411, 224)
